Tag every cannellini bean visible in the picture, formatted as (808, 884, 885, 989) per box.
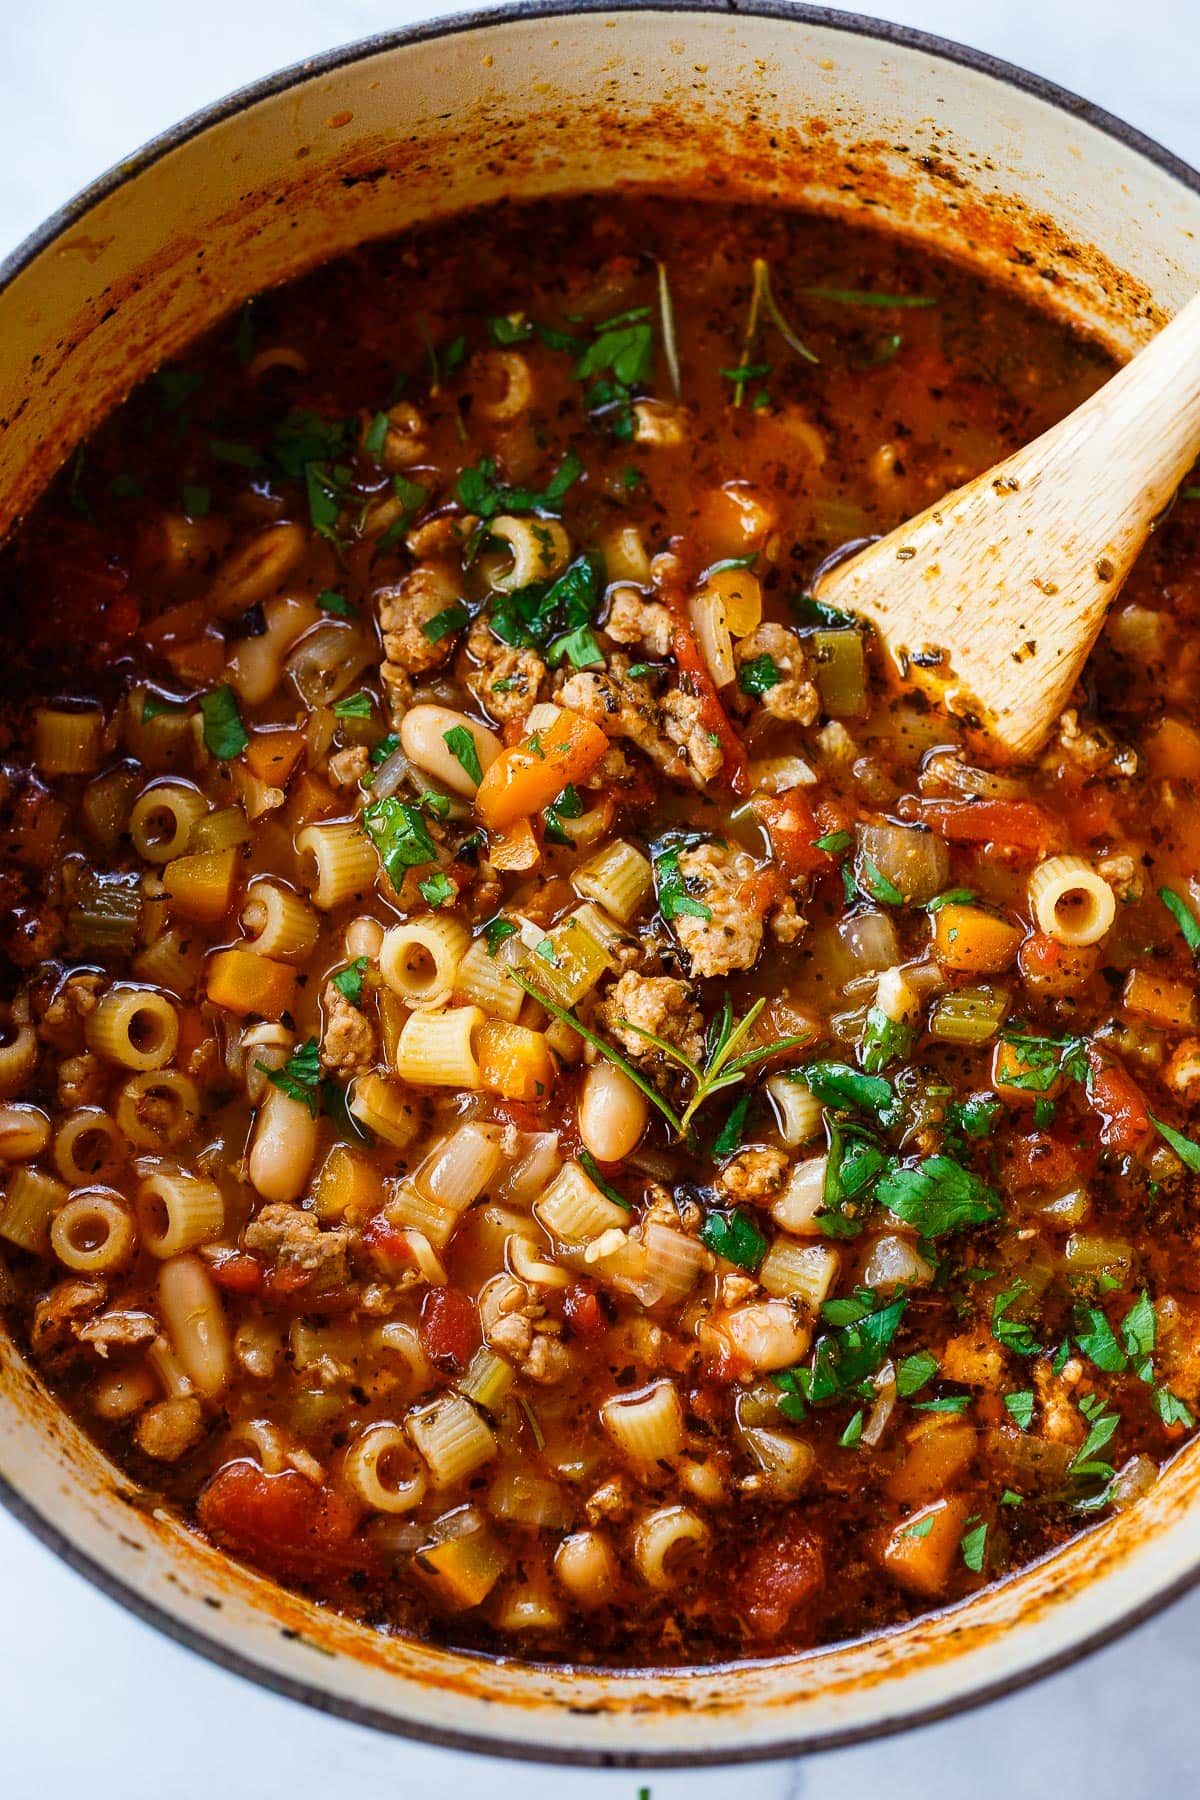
(554, 1530, 618, 1606)
(158, 1254, 231, 1399)
(248, 1082, 318, 1203)
(398, 704, 503, 796)
(577, 1061, 648, 1163)
(719, 1300, 811, 1371)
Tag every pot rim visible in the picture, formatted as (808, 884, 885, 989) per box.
(3, 0, 1200, 1764)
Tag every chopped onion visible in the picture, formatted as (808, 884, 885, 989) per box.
(861, 1361, 897, 1448)
(370, 743, 411, 799)
(1109, 1454, 1158, 1512)
(863, 1232, 934, 1291)
(838, 910, 898, 971)
(919, 749, 1029, 800)
(285, 621, 374, 707)
(855, 819, 950, 904)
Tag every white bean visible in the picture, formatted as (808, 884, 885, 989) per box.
(399, 704, 502, 796)
(248, 1082, 318, 1203)
(578, 1061, 648, 1162)
(158, 1254, 231, 1399)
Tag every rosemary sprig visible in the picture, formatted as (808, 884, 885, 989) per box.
(656, 260, 682, 400)
(508, 970, 810, 1141)
(733, 258, 819, 407)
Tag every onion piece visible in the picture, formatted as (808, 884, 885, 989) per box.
(855, 819, 950, 904)
(837, 910, 898, 971)
(861, 1361, 897, 1448)
(285, 621, 374, 707)
(919, 749, 1029, 800)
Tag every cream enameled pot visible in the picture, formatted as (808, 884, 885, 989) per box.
(3, 2, 1200, 1763)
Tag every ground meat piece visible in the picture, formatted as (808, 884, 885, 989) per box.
(671, 843, 764, 977)
(76, 1308, 158, 1355)
(405, 512, 479, 559)
(30, 1279, 105, 1355)
(1033, 1356, 1086, 1446)
(8, 906, 64, 968)
(135, 1396, 206, 1462)
(769, 895, 807, 946)
(1098, 851, 1144, 905)
(717, 1146, 789, 1203)
(659, 688, 725, 788)
(585, 1474, 633, 1525)
(604, 586, 673, 657)
(464, 618, 545, 724)
(377, 565, 464, 676)
(559, 663, 717, 790)
(487, 1312, 534, 1361)
(596, 972, 706, 1066)
(1165, 1038, 1200, 1105)
(328, 746, 369, 788)
(37, 971, 103, 1052)
(524, 1332, 572, 1384)
(941, 1329, 1007, 1389)
(243, 1203, 351, 1292)
(319, 979, 376, 1077)
(734, 624, 820, 726)
(57, 1051, 107, 1108)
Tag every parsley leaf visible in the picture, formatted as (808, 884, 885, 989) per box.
(544, 783, 585, 847)
(1155, 1388, 1194, 1428)
(999, 1030, 1090, 1092)
(361, 797, 438, 887)
(1150, 1113, 1200, 1172)
(418, 870, 455, 908)
(488, 554, 604, 656)
(1004, 1389, 1036, 1430)
(331, 958, 367, 1008)
(858, 857, 905, 906)
(1074, 1306, 1128, 1373)
(946, 1093, 1003, 1140)
(457, 452, 583, 519)
(819, 1121, 889, 1238)
(793, 1292, 907, 1405)
(925, 888, 977, 912)
(1120, 1290, 1156, 1360)
(442, 725, 483, 788)
(699, 1207, 768, 1271)
(369, 733, 400, 768)
(653, 843, 712, 923)
(483, 918, 518, 956)
(577, 1148, 631, 1208)
(199, 685, 248, 760)
(801, 1062, 899, 1128)
(333, 691, 373, 720)
(839, 1409, 864, 1448)
(259, 1039, 321, 1117)
(960, 1520, 988, 1573)
(738, 654, 781, 698)
(859, 1005, 912, 1075)
(875, 1155, 1002, 1237)
(991, 1281, 1042, 1356)
(896, 1350, 939, 1397)
(814, 830, 853, 855)
(422, 602, 471, 644)
(1159, 885, 1200, 958)
(714, 1091, 753, 1158)
(318, 589, 356, 618)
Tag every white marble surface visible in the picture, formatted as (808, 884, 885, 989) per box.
(3, 0, 1200, 1790)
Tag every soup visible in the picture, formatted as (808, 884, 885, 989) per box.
(1, 194, 1199, 1667)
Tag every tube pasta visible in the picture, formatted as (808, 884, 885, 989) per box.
(758, 1241, 840, 1309)
(53, 1108, 126, 1184)
(136, 1169, 224, 1258)
(473, 350, 534, 423)
(34, 705, 105, 776)
(49, 1189, 136, 1274)
(766, 1074, 824, 1146)
(0, 1104, 51, 1162)
(132, 927, 206, 997)
(0, 1166, 67, 1253)
(509, 1233, 570, 1289)
(600, 1379, 684, 1465)
(343, 1424, 428, 1513)
(536, 1161, 629, 1246)
(1028, 855, 1117, 947)
(571, 839, 654, 923)
(115, 1070, 200, 1150)
(129, 782, 210, 863)
(418, 1123, 503, 1211)
(408, 1393, 497, 1486)
(489, 516, 570, 590)
(394, 1006, 484, 1089)
(158, 1253, 231, 1398)
(86, 986, 179, 1071)
(296, 821, 378, 910)
(0, 1007, 38, 1098)
(380, 915, 470, 1009)
(634, 1505, 711, 1590)
(209, 522, 306, 619)
(240, 880, 319, 962)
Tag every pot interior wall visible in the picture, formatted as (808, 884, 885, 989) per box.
(4, 3, 1200, 1760)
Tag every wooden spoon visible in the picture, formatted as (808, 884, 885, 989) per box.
(814, 292, 1200, 761)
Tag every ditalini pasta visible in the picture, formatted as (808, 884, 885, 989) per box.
(2, 190, 1199, 1672)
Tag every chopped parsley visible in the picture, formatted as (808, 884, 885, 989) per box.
(572, 307, 655, 440)
(1150, 1113, 1200, 1172)
(714, 1091, 753, 1157)
(699, 1207, 768, 1271)
(857, 856, 905, 907)
(652, 842, 712, 923)
(998, 1030, 1089, 1092)
(318, 589, 357, 618)
(991, 1282, 1042, 1357)
(1004, 1389, 1036, 1430)
(199, 685, 248, 761)
(333, 691, 373, 719)
(578, 1148, 631, 1209)
(782, 1290, 907, 1406)
(457, 452, 583, 519)
(960, 1520, 988, 1573)
(361, 797, 438, 887)
(488, 554, 604, 661)
(259, 1039, 321, 1117)
(1159, 885, 1200, 958)
(418, 870, 456, 908)
(859, 1005, 912, 1075)
(544, 783, 585, 846)
(896, 1350, 939, 1397)
(483, 917, 518, 956)
(839, 1409, 865, 1449)
(875, 1155, 1001, 1238)
(814, 830, 853, 855)
(738, 653, 782, 698)
(422, 601, 471, 644)
(925, 888, 977, 912)
(369, 733, 400, 768)
(331, 958, 367, 1007)
(442, 725, 483, 788)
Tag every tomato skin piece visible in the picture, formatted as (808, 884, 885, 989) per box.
(909, 797, 1062, 859)
(739, 1517, 826, 1637)
(1018, 931, 1098, 997)
(998, 1133, 1084, 1197)
(1084, 1046, 1153, 1153)
(206, 1250, 263, 1295)
(659, 588, 749, 796)
(196, 1463, 362, 1579)
(562, 1280, 607, 1343)
(419, 1286, 479, 1372)
(361, 1212, 415, 1277)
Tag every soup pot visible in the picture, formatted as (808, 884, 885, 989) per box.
(2, 0, 1200, 1763)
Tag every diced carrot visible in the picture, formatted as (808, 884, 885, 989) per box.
(886, 1416, 978, 1504)
(163, 631, 226, 685)
(163, 847, 238, 923)
(244, 726, 305, 787)
(206, 947, 297, 1020)
(910, 797, 1062, 859)
(287, 770, 339, 825)
(1122, 967, 1199, 1032)
(879, 1496, 971, 1597)
(738, 1517, 825, 1638)
(1018, 930, 1098, 997)
(933, 903, 1023, 974)
(474, 708, 609, 830)
(488, 816, 541, 871)
(477, 1019, 557, 1102)
(1083, 1045, 1153, 1153)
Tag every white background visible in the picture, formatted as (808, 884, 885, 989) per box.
(3, 1, 1199, 1792)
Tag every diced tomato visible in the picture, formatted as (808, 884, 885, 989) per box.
(419, 1286, 479, 1372)
(755, 790, 850, 880)
(361, 1212, 416, 1278)
(660, 588, 749, 796)
(196, 1463, 364, 1580)
(909, 797, 1062, 859)
(206, 1251, 263, 1295)
(739, 1517, 825, 1638)
(998, 1133, 1083, 1197)
(737, 864, 787, 917)
(562, 1280, 607, 1344)
(1084, 1046, 1153, 1154)
(1017, 931, 1099, 999)
(102, 590, 141, 641)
